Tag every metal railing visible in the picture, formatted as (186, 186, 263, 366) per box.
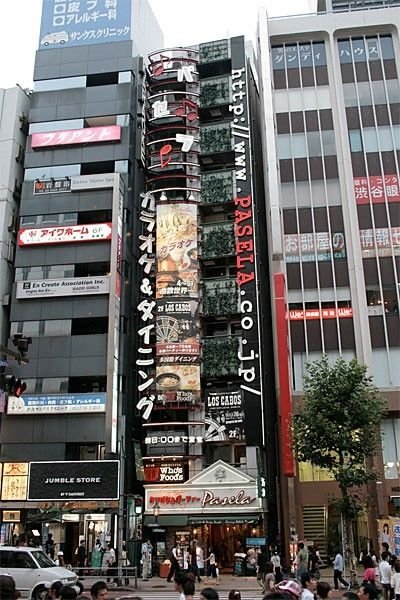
(72, 565, 138, 589)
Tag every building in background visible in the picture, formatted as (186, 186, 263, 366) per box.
(0, 0, 163, 560)
(258, 0, 400, 558)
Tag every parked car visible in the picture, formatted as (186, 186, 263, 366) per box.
(0, 546, 77, 599)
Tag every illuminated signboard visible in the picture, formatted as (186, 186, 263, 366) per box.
(18, 223, 112, 246)
(144, 462, 185, 483)
(354, 175, 400, 205)
(31, 125, 121, 148)
(205, 390, 245, 442)
(33, 173, 116, 194)
(16, 276, 110, 299)
(7, 393, 106, 415)
(285, 232, 346, 263)
(289, 307, 353, 320)
(38, 0, 131, 50)
(360, 227, 400, 257)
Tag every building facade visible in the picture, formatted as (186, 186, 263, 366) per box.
(258, 1, 400, 557)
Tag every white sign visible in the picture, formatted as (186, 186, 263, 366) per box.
(16, 276, 110, 299)
(70, 173, 116, 191)
(18, 223, 112, 246)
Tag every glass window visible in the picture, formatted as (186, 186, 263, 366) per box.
(321, 130, 336, 155)
(338, 39, 352, 64)
(33, 76, 86, 92)
(349, 130, 363, 152)
(298, 462, 334, 482)
(10, 321, 40, 337)
(285, 45, 299, 69)
(118, 71, 134, 83)
(381, 418, 400, 479)
(43, 320, 71, 336)
(25, 165, 80, 181)
(274, 87, 331, 113)
(29, 119, 84, 134)
(15, 265, 75, 281)
(116, 114, 130, 127)
(20, 215, 39, 227)
(351, 38, 366, 62)
(307, 131, 322, 157)
(115, 160, 129, 173)
(42, 377, 69, 393)
(380, 35, 395, 60)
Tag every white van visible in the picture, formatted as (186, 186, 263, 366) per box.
(41, 31, 69, 46)
(0, 546, 77, 599)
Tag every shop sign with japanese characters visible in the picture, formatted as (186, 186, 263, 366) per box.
(18, 222, 112, 246)
(31, 125, 121, 148)
(16, 276, 110, 299)
(360, 227, 400, 257)
(39, 0, 131, 50)
(0, 463, 29, 502)
(285, 232, 346, 263)
(353, 175, 400, 205)
(289, 307, 353, 320)
(144, 462, 185, 483)
(33, 178, 71, 194)
(7, 393, 106, 415)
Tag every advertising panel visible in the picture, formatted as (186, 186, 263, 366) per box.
(377, 518, 400, 557)
(155, 365, 200, 404)
(28, 461, 120, 501)
(70, 173, 116, 191)
(7, 393, 106, 415)
(156, 299, 200, 356)
(285, 232, 346, 263)
(205, 390, 245, 442)
(17, 276, 110, 299)
(1, 463, 29, 502)
(33, 178, 71, 194)
(231, 39, 263, 446)
(18, 223, 112, 246)
(354, 175, 400, 205)
(144, 462, 185, 483)
(360, 227, 400, 257)
(31, 125, 121, 148)
(39, 0, 132, 50)
(289, 307, 353, 320)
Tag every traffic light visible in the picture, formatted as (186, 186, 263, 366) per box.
(14, 379, 27, 397)
(3, 375, 26, 397)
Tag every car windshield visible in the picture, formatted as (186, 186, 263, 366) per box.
(31, 550, 56, 568)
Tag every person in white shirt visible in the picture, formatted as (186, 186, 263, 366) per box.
(333, 550, 350, 590)
(379, 551, 392, 600)
(391, 559, 400, 600)
(300, 571, 317, 600)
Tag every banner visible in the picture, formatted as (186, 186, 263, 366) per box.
(28, 461, 119, 501)
(205, 390, 245, 442)
(18, 223, 112, 246)
(285, 232, 346, 263)
(31, 125, 121, 148)
(156, 299, 200, 356)
(377, 518, 400, 557)
(354, 175, 400, 205)
(7, 393, 106, 415)
(39, 0, 131, 50)
(155, 365, 200, 404)
(16, 276, 110, 299)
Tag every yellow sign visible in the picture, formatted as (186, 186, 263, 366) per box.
(1, 464, 29, 501)
(4, 463, 29, 476)
(2, 510, 21, 522)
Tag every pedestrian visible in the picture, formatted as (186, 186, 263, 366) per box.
(228, 591, 241, 600)
(90, 581, 108, 600)
(121, 541, 130, 586)
(184, 574, 196, 600)
(264, 562, 276, 595)
(343, 593, 359, 600)
(190, 540, 201, 582)
(0, 575, 21, 600)
(358, 583, 380, 600)
(167, 542, 180, 583)
(296, 543, 309, 580)
(48, 581, 63, 600)
(308, 547, 319, 579)
(272, 550, 283, 583)
(103, 543, 116, 583)
(55, 551, 65, 566)
(333, 550, 350, 591)
(362, 556, 376, 585)
(276, 579, 303, 600)
(141, 538, 152, 581)
(174, 572, 188, 600)
(197, 545, 205, 577)
(59, 586, 78, 600)
(77, 540, 87, 572)
(379, 551, 392, 600)
(199, 587, 219, 600)
(204, 547, 217, 581)
(258, 547, 269, 590)
(391, 560, 400, 600)
(300, 572, 317, 600)
(45, 533, 55, 560)
(316, 581, 332, 600)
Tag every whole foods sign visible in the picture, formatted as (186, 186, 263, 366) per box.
(17, 276, 110, 299)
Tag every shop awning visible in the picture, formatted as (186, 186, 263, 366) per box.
(143, 515, 189, 526)
(188, 514, 262, 525)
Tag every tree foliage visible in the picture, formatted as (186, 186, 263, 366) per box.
(292, 356, 386, 494)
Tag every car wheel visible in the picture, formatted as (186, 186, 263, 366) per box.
(43, 42, 49, 46)
(60, 40, 66, 44)
(32, 585, 48, 600)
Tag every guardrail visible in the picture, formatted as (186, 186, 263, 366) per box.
(72, 565, 138, 589)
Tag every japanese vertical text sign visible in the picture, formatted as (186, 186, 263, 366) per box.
(39, 0, 132, 50)
(230, 37, 263, 446)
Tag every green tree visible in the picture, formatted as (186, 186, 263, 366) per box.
(292, 356, 386, 549)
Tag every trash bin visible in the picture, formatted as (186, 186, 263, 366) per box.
(159, 562, 170, 578)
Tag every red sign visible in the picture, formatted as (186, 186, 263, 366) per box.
(235, 195, 255, 287)
(31, 125, 121, 148)
(289, 307, 353, 320)
(18, 223, 112, 246)
(353, 175, 400, 204)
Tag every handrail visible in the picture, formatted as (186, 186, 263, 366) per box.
(72, 565, 138, 589)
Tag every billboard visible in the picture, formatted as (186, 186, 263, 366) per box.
(7, 393, 106, 415)
(16, 276, 110, 299)
(155, 365, 201, 405)
(156, 299, 200, 356)
(28, 461, 119, 501)
(31, 125, 121, 148)
(39, 0, 132, 50)
(354, 175, 400, 205)
(285, 232, 346, 263)
(144, 462, 185, 483)
(18, 223, 112, 246)
(205, 390, 245, 442)
(33, 173, 116, 194)
(377, 518, 400, 558)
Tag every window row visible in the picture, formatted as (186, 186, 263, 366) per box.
(276, 109, 333, 134)
(25, 159, 129, 181)
(346, 104, 400, 130)
(20, 375, 107, 394)
(10, 317, 108, 337)
(349, 125, 400, 154)
(351, 150, 400, 177)
(271, 42, 326, 70)
(343, 80, 400, 108)
(366, 287, 399, 314)
(338, 36, 395, 64)
(33, 71, 134, 92)
(15, 262, 110, 281)
(280, 156, 338, 183)
(19, 210, 112, 228)
(277, 130, 336, 160)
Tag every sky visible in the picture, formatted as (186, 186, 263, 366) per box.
(0, 0, 315, 90)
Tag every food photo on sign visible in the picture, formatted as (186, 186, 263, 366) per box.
(155, 364, 201, 405)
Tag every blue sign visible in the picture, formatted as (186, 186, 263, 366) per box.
(39, 0, 132, 50)
(7, 392, 106, 414)
(246, 537, 267, 547)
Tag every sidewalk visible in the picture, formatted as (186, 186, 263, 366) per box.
(80, 566, 360, 595)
